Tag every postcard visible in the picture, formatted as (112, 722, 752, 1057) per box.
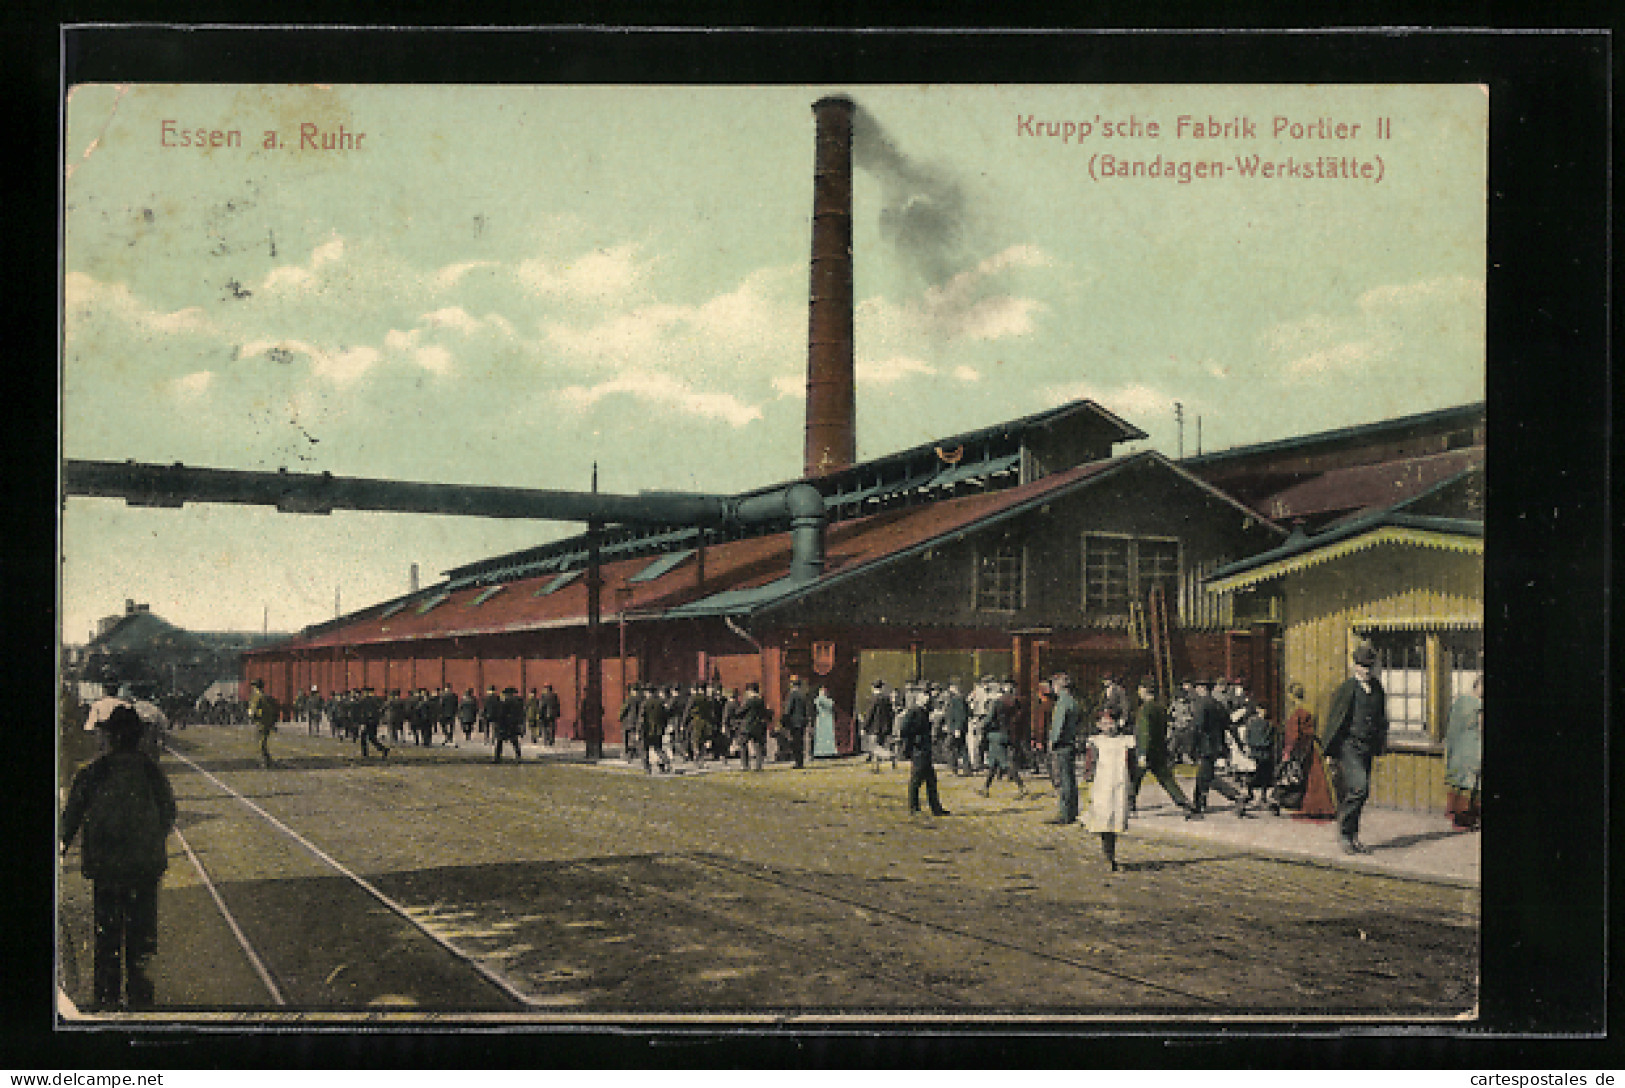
(59, 75, 1490, 1027)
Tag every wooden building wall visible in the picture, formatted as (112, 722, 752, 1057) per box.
(1276, 544, 1482, 811)
(768, 460, 1274, 636)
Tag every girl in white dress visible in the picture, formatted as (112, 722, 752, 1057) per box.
(1085, 707, 1137, 871)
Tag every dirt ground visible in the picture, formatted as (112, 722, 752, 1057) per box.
(57, 725, 1479, 1020)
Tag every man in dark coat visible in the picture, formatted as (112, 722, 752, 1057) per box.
(862, 680, 896, 772)
(619, 684, 646, 761)
(60, 705, 177, 1011)
(1186, 678, 1242, 818)
(685, 686, 719, 768)
(944, 681, 972, 776)
(736, 683, 769, 771)
(494, 686, 525, 763)
(1045, 674, 1080, 824)
(538, 683, 561, 746)
(1129, 678, 1191, 813)
(641, 686, 671, 774)
(357, 687, 388, 760)
(781, 675, 812, 768)
(899, 686, 949, 816)
(1322, 643, 1390, 853)
(456, 687, 479, 744)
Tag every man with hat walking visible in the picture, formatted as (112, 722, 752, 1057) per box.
(494, 686, 525, 763)
(1322, 643, 1389, 853)
(1045, 674, 1081, 824)
(246, 678, 279, 769)
(1186, 677, 1243, 818)
(60, 705, 177, 1010)
(781, 675, 812, 768)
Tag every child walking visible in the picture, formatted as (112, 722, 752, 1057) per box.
(1084, 706, 1136, 871)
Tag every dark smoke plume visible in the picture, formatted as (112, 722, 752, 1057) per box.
(851, 104, 970, 289)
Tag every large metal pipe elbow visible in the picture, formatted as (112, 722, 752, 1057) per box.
(731, 483, 825, 582)
(785, 483, 825, 583)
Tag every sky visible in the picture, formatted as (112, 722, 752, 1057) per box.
(60, 83, 1486, 642)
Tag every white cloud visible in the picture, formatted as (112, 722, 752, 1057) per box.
(1042, 379, 1176, 420)
(856, 245, 1051, 349)
(173, 370, 213, 397)
(420, 306, 516, 339)
(261, 234, 345, 294)
(432, 259, 498, 290)
(857, 355, 937, 385)
(518, 243, 648, 302)
(63, 271, 213, 336)
(951, 365, 981, 383)
(949, 294, 1043, 341)
(240, 338, 381, 385)
(772, 375, 804, 399)
(542, 266, 799, 373)
(1286, 339, 1385, 377)
(557, 372, 762, 428)
(1264, 275, 1483, 381)
(413, 344, 454, 375)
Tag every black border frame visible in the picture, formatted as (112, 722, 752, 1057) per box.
(9, 19, 1612, 1069)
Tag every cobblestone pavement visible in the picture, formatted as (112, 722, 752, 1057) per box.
(57, 726, 1479, 1021)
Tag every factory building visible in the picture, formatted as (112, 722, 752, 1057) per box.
(245, 401, 1285, 752)
(236, 93, 1483, 813)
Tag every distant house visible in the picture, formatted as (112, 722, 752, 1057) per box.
(76, 599, 288, 698)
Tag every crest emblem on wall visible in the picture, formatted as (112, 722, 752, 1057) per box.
(812, 641, 837, 676)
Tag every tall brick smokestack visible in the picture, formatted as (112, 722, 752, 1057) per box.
(804, 96, 856, 479)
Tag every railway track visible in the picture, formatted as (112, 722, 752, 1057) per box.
(57, 732, 1475, 1018)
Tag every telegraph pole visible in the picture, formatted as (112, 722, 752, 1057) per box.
(1174, 402, 1185, 459)
(581, 462, 604, 761)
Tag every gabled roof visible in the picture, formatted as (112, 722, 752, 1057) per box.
(265, 450, 1278, 652)
(1203, 511, 1482, 594)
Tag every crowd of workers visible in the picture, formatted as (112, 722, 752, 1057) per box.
(59, 644, 1481, 1012)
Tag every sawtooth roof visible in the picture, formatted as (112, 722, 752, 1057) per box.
(270, 450, 1273, 652)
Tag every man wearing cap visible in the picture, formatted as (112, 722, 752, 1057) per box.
(1186, 678, 1243, 818)
(246, 678, 279, 769)
(781, 675, 812, 769)
(1045, 674, 1081, 824)
(900, 686, 949, 816)
(1130, 677, 1191, 814)
(861, 680, 895, 772)
(60, 705, 177, 1010)
(1322, 643, 1390, 853)
(494, 686, 525, 763)
(538, 683, 561, 747)
(944, 680, 972, 776)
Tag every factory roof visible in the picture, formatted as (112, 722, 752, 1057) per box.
(443, 397, 1145, 587)
(1181, 401, 1485, 470)
(1251, 446, 1484, 524)
(270, 449, 1273, 651)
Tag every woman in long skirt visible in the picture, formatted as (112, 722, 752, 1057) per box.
(1085, 707, 1136, 871)
(1444, 674, 1482, 830)
(1282, 682, 1337, 820)
(812, 686, 839, 758)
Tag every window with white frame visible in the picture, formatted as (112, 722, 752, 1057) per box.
(1445, 630, 1484, 700)
(974, 540, 1024, 612)
(1367, 629, 1429, 736)
(1082, 533, 1181, 614)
